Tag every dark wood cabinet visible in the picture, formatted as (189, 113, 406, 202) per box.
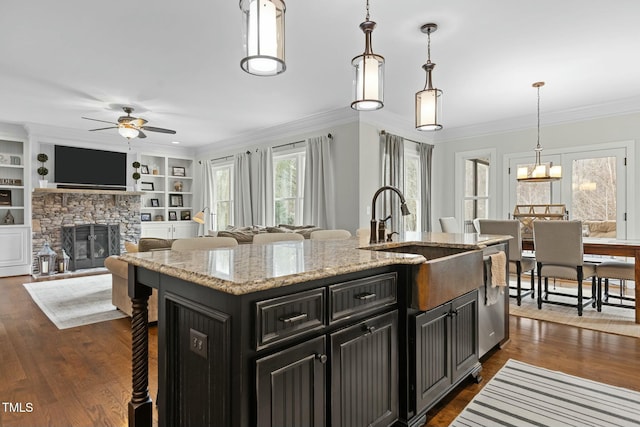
(413, 290, 480, 416)
(256, 336, 327, 427)
(330, 310, 398, 427)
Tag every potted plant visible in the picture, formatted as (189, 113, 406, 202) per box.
(37, 153, 49, 188)
(132, 161, 141, 190)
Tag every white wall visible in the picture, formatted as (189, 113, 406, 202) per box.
(435, 112, 640, 238)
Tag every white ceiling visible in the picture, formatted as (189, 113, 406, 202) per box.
(2, 0, 640, 150)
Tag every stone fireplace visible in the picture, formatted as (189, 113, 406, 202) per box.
(32, 188, 141, 273)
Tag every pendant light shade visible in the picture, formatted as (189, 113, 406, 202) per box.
(240, 0, 286, 76)
(415, 23, 443, 131)
(517, 82, 562, 182)
(351, 0, 384, 111)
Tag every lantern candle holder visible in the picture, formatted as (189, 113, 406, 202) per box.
(37, 242, 57, 276)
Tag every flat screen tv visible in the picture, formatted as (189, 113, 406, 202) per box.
(54, 145, 127, 188)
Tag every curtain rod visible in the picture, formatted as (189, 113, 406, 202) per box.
(207, 149, 252, 163)
(272, 133, 333, 150)
(379, 129, 425, 145)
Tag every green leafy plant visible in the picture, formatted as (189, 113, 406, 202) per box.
(132, 161, 141, 182)
(37, 153, 49, 179)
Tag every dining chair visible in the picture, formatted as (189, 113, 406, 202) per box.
(478, 219, 535, 306)
(439, 217, 460, 233)
(310, 229, 352, 240)
(596, 261, 635, 310)
(533, 220, 596, 316)
(252, 232, 305, 244)
(171, 236, 238, 250)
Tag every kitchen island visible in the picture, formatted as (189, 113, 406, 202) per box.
(120, 232, 509, 427)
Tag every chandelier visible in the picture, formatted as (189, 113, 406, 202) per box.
(517, 82, 562, 182)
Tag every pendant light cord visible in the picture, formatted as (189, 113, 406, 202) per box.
(365, 0, 370, 21)
(427, 29, 432, 64)
(536, 85, 541, 150)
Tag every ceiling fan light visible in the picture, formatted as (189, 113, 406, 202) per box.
(240, 0, 286, 76)
(118, 126, 139, 139)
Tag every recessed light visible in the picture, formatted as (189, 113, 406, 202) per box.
(171, 141, 181, 144)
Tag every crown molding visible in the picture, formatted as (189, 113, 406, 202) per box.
(437, 95, 640, 142)
(196, 107, 359, 156)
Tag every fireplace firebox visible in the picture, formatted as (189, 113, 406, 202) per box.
(61, 224, 120, 270)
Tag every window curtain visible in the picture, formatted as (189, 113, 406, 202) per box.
(380, 132, 405, 234)
(303, 135, 335, 228)
(251, 147, 274, 226)
(200, 159, 215, 234)
(234, 151, 253, 227)
(418, 143, 434, 232)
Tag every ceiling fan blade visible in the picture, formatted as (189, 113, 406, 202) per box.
(141, 126, 176, 134)
(82, 117, 118, 125)
(138, 130, 147, 139)
(89, 126, 118, 131)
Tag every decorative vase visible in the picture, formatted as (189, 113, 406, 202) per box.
(39, 179, 48, 188)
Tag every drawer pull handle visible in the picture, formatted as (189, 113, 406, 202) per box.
(355, 292, 376, 301)
(279, 312, 308, 323)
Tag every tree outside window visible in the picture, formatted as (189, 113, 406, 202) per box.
(273, 150, 305, 225)
(212, 163, 234, 230)
(464, 158, 489, 230)
(404, 151, 421, 232)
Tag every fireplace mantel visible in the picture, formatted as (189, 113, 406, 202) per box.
(33, 188, 143, 196)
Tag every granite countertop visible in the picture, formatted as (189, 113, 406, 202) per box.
(119, 232, 510, 295)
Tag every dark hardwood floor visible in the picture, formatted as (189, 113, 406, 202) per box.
(1, 274, 639, 427)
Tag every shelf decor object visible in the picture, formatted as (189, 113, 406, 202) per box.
(351, 0, 384, 111)
(37, 153, 49, 188)
(240, 0, 286, 76)
(517, 82, 563, 182)
(415, 23, 443, 131)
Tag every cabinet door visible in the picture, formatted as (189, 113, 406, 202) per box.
(141, 222, 171, 238)
(330, 310, 398, 427)
(171, 222, 197, 239)
(413, 304, 451, 414)
(450, 291, 479, 383)
(256, 336, 326, 427)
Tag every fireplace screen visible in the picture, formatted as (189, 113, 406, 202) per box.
(62, 224, 120, 270)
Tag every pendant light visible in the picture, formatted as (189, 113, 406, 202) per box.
(415, 23, 443, 131)
(239, 0, 286, 76)
(351, 0, 384, 111)
(516, 82, 562, 182)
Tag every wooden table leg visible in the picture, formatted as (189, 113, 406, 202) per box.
(128, 267, 152, 427)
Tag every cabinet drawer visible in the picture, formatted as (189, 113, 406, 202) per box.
(255, 288, 325, 350)
(328, 272, 397, 323)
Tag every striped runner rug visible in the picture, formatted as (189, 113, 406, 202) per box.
(450, 359, 640, 427)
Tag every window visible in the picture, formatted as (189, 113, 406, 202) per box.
(273, 149, 305, 225)
(463, 157, 489, 230)
(212, 162, 234, 231)
(403, 149, 421, 232)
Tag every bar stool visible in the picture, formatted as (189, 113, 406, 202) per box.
(596, 261, 636, 311)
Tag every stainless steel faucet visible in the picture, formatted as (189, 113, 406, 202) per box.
(370, 185, 411, 244)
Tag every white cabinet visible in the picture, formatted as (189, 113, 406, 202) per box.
(141, 222, 197, 239)
(138, 154, 196, 239)
(0, 138, 31, 276)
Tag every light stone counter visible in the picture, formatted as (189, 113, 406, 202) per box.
(119, 232, 511, 295)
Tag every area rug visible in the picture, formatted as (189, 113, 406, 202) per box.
(450, 359, 640, 427)
(508, 285, 639, 338)
(23, 274, 126, 329)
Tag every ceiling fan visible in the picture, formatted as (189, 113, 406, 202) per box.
(82, 106, 176, 140)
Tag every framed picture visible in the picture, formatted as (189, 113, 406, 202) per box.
(180, 210, 191, 220)
(169, 194, 183, 207)
(0, 190, 11, 206)
(141, 181, 154, 191)
(141, 213, 152, 222)
(172, 166, 186, 177)
(150, 198, 159, 207)
(168, 211, 177, 221)
(140, 164, 149, 174)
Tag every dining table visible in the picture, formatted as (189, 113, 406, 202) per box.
(522, 238, 640, 324)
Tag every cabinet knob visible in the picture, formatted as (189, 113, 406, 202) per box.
(315, 353, 328, 364)
(362, 325, 376, 336)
